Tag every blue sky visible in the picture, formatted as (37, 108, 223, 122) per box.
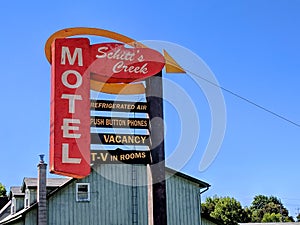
(0, 0, 299, 218)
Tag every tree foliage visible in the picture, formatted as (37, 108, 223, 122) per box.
(202, 195, 250, 225)
(249, 195, 293, 222)
(202, 194, 294, 224)
(261, 212, 282, 222)
(0, 182, 6, 197)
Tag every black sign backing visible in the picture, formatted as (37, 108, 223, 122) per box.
(91, 133, 150, 146)
(91, 149, 151, 164)
(90, 116, 149, 129)
(90, 99, 148, 113)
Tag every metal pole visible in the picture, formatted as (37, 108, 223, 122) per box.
(146, 71, 167, 225)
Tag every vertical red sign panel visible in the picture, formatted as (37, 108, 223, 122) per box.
(50, 38, 90, 178)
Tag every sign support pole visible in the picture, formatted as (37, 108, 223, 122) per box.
(146, 71, 167, 225)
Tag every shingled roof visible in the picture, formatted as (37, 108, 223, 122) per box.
(8, 187, 23, 199)
(21, 178, 71, 192)
(0, 198, 8, 211)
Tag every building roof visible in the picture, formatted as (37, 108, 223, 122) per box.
(8, 187, 23, 199)
(0, 200, 11, 222)
(1, 177, 71, 225)
(21, 177, 71, 191)
(165, 167, 210, 189)
(0, 202, 37, 225)
(0, 198, 8, 211)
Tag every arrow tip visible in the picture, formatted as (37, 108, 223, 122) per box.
(163, 49, 186, 74)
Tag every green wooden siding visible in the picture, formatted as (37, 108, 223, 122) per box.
(28, 190, 36, 206)
(24, 208, 37, 225)
(166, 172, 201, 225)
(48, 164, 148, 225)
(47, 165, 204, 225)
(14, 197, 24, 213)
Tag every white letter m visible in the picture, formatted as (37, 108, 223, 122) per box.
(61, 47, 83, 66)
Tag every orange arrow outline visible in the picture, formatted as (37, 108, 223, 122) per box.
(45, 27, 146, 95)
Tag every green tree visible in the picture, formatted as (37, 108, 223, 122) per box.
(261, 212, 281, 222)
(0, 182, 6, 197)
(251, 195, 269, 210)
(249, 195, 292, 222)
(202, 196, 250, 225)
(201, 195, 219, 215)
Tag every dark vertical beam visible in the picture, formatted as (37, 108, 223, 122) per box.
(146, 71, 167, 225)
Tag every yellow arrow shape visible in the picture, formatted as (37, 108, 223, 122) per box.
(163, 50, 186, 73)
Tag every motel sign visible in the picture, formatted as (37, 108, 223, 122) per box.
(49, 37, 164, 178)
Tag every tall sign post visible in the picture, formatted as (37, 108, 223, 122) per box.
(146, 71, 167, 225)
